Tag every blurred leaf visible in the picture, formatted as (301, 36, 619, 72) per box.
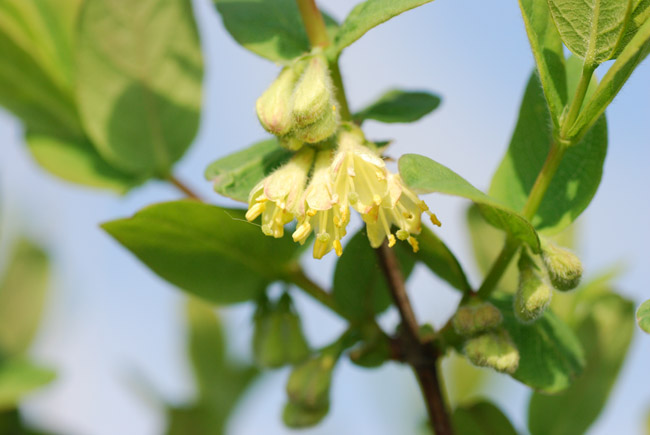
(0, 240, 49, 356)
(411, 226, 471, 292)
(489, 63, 607, 235)
(0, 359, 55, 410)
(399, 154, 540, 252)
(333, 0, 434, 53)
(0, 0, 81, 136)
(333, 230, 415, 322)
(443, 353, 489, 407)
(102, 201, 303, 305)
(518, 0, 567, 128)
(167, 298, 257, 434)
(467, 206, 517, 293)
(26, 131, 141, 193)
(547, 0, 632, 65)
(352, 89, 441, 124)
(529, 292, 635, 435)
(452, 400, 517, 435)
(205, 139, 292, 203)
(569, 18, 650, 140)
(638, 299, 650, 333)
(213, 0, 338, 62)
(76, 0, 203, 176)
(492, 293, 585, 394)
(0, 409, 47, 435)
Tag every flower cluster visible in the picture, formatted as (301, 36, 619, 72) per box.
(246, 127, 440, 259)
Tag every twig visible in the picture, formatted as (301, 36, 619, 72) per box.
(376, 242, 454, 435)
(168, 175, 202, 201)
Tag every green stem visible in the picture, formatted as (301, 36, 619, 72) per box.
(330, 58, 351, 120)
(476, 140, 567, 299)
(296, 0, 330, 48)
(285, 266, 348, 319)
(168, 176, 202, 201)
(560, 63, 595, 141)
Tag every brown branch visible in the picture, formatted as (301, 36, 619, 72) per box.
(168, 175, 202, 201)
(376, 242, 454, 435)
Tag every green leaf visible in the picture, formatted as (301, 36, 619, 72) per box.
(615, 0, 650, 56)
(0, 359, 55, 410)
(410, 226, 471, 292)
(0, 0, 82, 137)
(491, 293, 585, 394)
(26, 131, 141, 194)
(638, 299, 650, 333)
(352, 89, 441, 124)
(213, 0, 338, 62)
(0, 240, 49, 356)
(334, 0, 434, 53)
(205, 139, 292, 203)
(399, 154, 540, 252)
(333, 230, 415, 322)
(529, 292, 635, 435)
(442, 353, 489, 407)
(76, 0, 203, 176)
(467, 206, 518, 293)
(102, 201, 302, 305)
(568, 18, 650, 140)
(489, 64, 607, 235)
(547, 0, 633, 65)
(518, 0, 568, 128)
(452, 401, 517, 435)
(167, 298, 257, 435)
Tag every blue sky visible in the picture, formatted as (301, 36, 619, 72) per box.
(1, 0, 649, 433)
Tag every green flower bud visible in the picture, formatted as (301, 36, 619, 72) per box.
(463, 329, 520, 374)
(256, 66, 301, 136)
(282, 401, 329, 428)
(252, 293, 310, 368)
(452, 301, 503, 336)
(291, 102, 339, 143)
(286, 353, 336, 410)
(515, 253, 552, 323)
(292, 55, 334, 128)
(541, 239, 583, 291)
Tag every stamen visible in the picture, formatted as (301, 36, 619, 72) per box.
(292, 222, 311, 243)
(396, 229, 409, 240)
(334, 240, 343, 256)
(427, 211, 442, 226)
(407, 236, 419, 253)
(245, 202, 265, 221)
(388, 234, 396, 248)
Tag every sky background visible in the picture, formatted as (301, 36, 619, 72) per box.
(1, 0, 649, 434)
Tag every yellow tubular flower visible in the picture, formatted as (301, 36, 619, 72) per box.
(331, 129, 388, 216)
(293, 150, 348, 259)
(246, 148, 315, 238)
(361, 166, 440, 253)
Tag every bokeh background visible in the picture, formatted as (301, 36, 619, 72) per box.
(1, 0, 649, 434)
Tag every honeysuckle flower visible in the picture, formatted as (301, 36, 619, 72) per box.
(245, 148, 315, 238)
(363, 173, 441, 252)
(331, 129, 388, 215)
(292, 150, 348, 259)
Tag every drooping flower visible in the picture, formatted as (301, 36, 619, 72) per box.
(363, 173, 441, 252)
(293, 150, 348, 259)
(245, 148, 315, 238)
(331, 129, 389, 215)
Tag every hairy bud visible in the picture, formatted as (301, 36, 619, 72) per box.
(256, 66, 301, 136)
(452, 301, 503, 336)
(292, 55, 333, 127)
(463, 329, 520, 374)
(286, 353, 336, 410)
(515, 253, 552, 323)
(541, 239, 583, 291)
(253, 293, 310, 368)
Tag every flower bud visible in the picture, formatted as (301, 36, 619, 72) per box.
(541, 239, 583, 291)
(292, 55, 333, 127)
(286, 353, 336, 410)
(256, 66, 301, 136)
(515, 253, 552, 323)
(252, 293, 310, 368)
(282, 401, 329, 428)
(452, 301, 502, 337)
(291, 103, 339, 144)
(463, 330, 520, 374)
